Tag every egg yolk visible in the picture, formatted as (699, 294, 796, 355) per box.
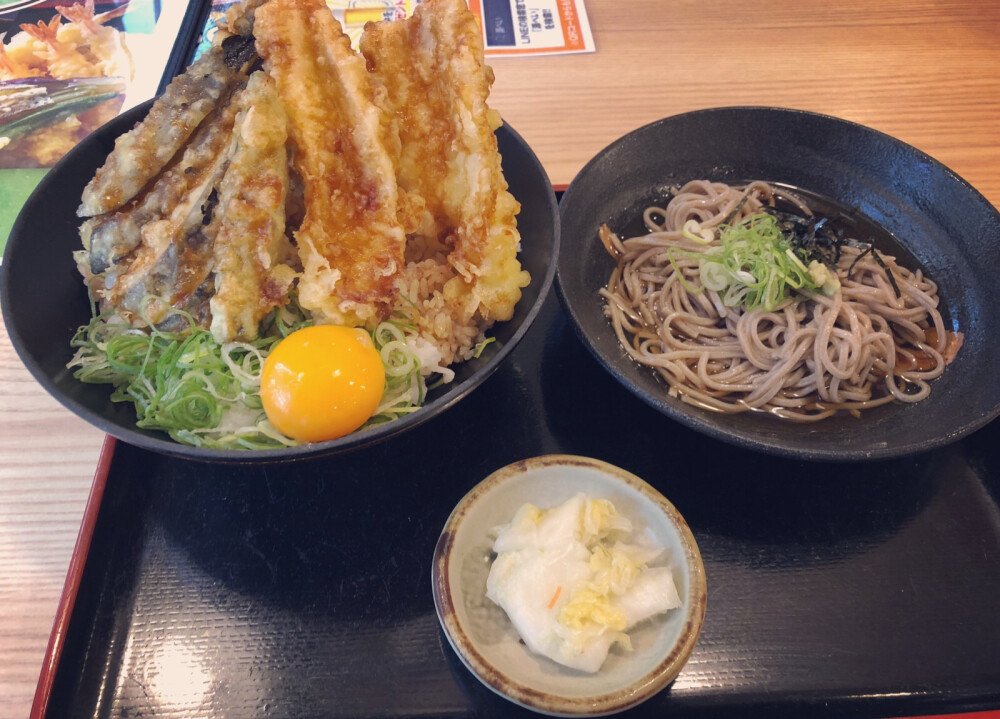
(260, 325, 385, 443)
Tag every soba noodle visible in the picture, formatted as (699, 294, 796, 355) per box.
(599, 180, 960, 422)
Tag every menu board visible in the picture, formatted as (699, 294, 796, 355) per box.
(0, 0, 194, 250)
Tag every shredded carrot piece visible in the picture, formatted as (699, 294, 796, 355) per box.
(547, 585, 562, 609)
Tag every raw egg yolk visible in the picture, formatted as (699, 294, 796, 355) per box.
(260, 325, 385, 443)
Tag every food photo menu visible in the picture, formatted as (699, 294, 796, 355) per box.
(0, 0, 195, 247)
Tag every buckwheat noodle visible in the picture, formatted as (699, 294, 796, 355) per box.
(599, 180, 958, 421)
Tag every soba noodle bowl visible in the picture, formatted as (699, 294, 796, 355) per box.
(599, 180, 961, 422)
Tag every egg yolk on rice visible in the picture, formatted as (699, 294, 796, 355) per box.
(260, 325, 385, 442)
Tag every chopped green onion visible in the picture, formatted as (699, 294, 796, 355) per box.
(682, 219, 715, 244)
(66, 297, 441, 449)
(696, 213, 825, 312)
(472, 336, 496, 359)
(67, 301, 302, 449)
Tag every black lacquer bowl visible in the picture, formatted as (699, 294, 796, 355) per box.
(556, 107, 1000, 461)
(1, 101, 559, 462)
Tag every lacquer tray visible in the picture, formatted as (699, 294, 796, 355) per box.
(32, 295, 1000, 718)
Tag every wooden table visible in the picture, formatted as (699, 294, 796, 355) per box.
(2, 1, 999, 716)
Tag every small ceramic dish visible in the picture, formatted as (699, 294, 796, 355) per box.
(432, 454, 706, 716)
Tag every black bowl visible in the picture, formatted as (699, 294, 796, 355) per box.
(1, 101, 559, 462)
(556, 107, 1000, 461)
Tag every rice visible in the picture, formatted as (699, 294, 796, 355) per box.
(399, 237, 493, 367)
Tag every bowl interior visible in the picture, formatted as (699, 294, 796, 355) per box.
(556, 107, 1000, 461)
(433, 455, 706, 716)
(1, 101, 559, 462)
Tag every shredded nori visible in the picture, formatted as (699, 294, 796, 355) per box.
(761, 206, 902, 298)
(720, 194, 750, 227)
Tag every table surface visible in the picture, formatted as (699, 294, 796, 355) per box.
(2, 1, 1000, 717)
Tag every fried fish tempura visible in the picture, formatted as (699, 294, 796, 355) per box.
(98, 79, 249, 327)
(76, 0, 530, 367)
(210, 71, 296, 343)
(360, 0, 530, 324)
(82, 73, 249, 276)
(255, 0, 406, 328)
(77, 35, 256, 217)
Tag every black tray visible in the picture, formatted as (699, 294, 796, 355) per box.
(35, 294, 1000, 719)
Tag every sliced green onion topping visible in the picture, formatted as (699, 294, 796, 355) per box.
(67, 298, 436, 450)
(697, 213, 824, 311)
